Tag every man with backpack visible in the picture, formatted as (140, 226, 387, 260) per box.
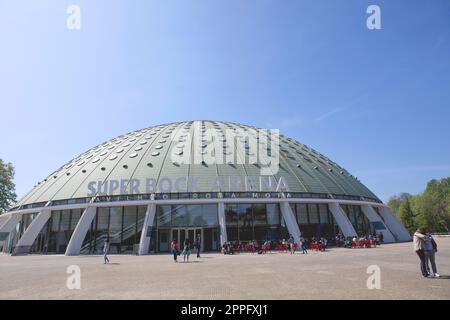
(424, 231, 440, 278)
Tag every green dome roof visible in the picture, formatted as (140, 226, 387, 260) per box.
(15, 120, 380, 207)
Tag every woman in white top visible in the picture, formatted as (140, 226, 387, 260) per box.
(413, 228, 428, 277)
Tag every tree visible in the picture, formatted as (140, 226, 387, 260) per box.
(416, 178, 450, 233)
(388, 177, 450, 234)
(0, 159, 17, 214)
(387, 192, 412, 219)
(398, 197, 416, 234)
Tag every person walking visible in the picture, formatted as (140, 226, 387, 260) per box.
(335, 235, 340, 247)
(379, 231, 384, 244)
(321, 237, 328, 251)
(288, 234, 295, 254)
(374, 233, 380, 245)
(103, 239, 110, 264)
(171, 239, 179, 262)
(182, 238, 191, 262)
(300, 237, 308, 254)
(413, 228, 429, 277)
(370, 234, 376, 247)
(424, 232, 440, 278)
(194, 234, 201, 258)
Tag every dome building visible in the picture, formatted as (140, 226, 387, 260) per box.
(0, 120, 410, 255)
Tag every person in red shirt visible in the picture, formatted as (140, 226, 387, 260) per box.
(171, 239, 179, 262)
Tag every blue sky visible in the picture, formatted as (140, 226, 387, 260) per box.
(0, 0, 449, 202)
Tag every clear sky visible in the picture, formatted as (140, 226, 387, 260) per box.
(0, 0, 449, 202)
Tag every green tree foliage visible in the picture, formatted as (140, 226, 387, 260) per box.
(397, 198, 416, 234)
(388, 178, 450, 234)
(0, 159, 17, 214)
(387, 192, 412, 220)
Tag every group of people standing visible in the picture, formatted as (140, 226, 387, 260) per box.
(335, 232, 384, 248)
(102, 229, 442, 279)
(219, 235, 328, 254)
(170, 234, 202, 263)
(101, 235, 202, 264)
(288, 236, 327, 253)
(413, 228, 440, 278)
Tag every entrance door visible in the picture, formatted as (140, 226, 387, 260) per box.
(171, 228, 203, 251)
(202, 228, 219, 251)
(159, 229, 169, 252)
(212, 229, 218, 251)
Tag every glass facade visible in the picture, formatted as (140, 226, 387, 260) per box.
(290, 203, 339, 241)
(2, 212, 38, 254)
(155, 204, 219, 228)
(340, 204, 374, 236)
(225, 203, 288, 243)
(30, 209, 81, 254)
(20, 201, 380, 255)
(153, 204, 219, 253)
(19, 213, 38, 237)
(80, 206, 146, 254)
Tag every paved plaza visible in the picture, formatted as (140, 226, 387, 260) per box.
(1, 238, 449, 299)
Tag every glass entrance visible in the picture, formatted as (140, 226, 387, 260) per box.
(171, 228, 202, 251)
(159, 229, 169, 252)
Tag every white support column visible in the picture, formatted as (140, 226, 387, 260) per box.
(218, 202, 227, 244)
(138, 203, 156, 255)
(377, 206, 411, 241)
(328, 202, 357, 238)
(360, 204, 396, 243)
(65, 206, 97, 256)
(0, 214, 21, 234)
(0, 214, 22, 254)
(12, 210, 51, 255)
(280, 202, 301, 242)
(0, 214, 10, 229)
